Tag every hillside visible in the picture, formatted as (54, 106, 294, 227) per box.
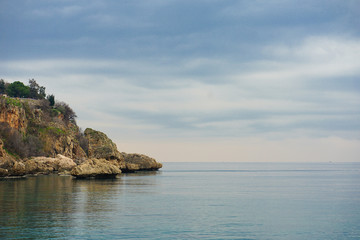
(0, 94, 162, 177)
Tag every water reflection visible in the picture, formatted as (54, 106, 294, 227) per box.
(0, 172, 161, 239)
(0, 175, 77, 239)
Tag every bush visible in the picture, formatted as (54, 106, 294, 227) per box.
(0, 122, 44, 158)
(54, 101, 77, 124)
(77, 129, 89, 155)
(47, 94, 55, 106)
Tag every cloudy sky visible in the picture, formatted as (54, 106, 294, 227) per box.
(1, 0, 359, 162)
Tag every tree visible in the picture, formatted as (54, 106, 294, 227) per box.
(6, 81, 30, 98)
(29, 79, 39, 98)
(28, 79, 46, 99)
(0, 79, 5, 94)
(38, 86, 46, 99)
(47, 94, 55, 106)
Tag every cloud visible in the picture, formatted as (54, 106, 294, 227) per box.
(1, 35, 359, 141)
(31, 5, 85, 18)
(1, 1, 359, 161)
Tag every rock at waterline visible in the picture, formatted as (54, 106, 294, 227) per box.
(24, 154, 77, 174)
(121, 153, 162, 172)
(71, 158, 121, 178)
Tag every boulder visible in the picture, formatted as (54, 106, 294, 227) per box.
(55, 154, 77, 171)
(121, 153, 162, 172)
(71, 158, 121, 178)
(0, 168, 9, 177)
(24, 159, 54, 174)
(0, 158, 26, 176)
(84, 128, 123, 160)
(24, 154, 77, 174)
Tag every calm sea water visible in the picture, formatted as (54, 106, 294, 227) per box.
(0, 162, 359, 240)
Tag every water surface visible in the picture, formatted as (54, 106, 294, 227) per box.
(1, 162, 359, 239)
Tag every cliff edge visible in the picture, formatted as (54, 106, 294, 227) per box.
(0, 95, 162, 177)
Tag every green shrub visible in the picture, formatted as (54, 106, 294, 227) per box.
(39, 126, 66, 137)
(5, 98, 22, 107)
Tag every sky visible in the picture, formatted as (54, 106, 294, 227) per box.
(1, 0, 360, 162)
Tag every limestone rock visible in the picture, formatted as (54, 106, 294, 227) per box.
(71, 158, 121, 178)
(0, 102, 27, 132)
(24, 154, 77, 174)
(43, 131, 87, 162)
(124, 162, 140, 172)
(55, 154, 77, 171)
(121, 153, 162, 171)
(24, 159, 54, 174)
(0, 168, 9, 177)
(84, 128, 122, 160)
(0, 139, 7, 157)
(0, 158, 26, 176)
(12, 161, 26, 175)
(0, 138, 26, 176)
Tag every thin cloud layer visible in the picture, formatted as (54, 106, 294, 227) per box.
(1, 0, 359, 161)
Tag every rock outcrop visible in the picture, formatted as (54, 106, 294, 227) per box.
(24, 154, 77, 174)
(0, 95, 162, 177)
(71, 158, 121, 178)
(0, 139, 26, 177)
(121, 153, 163, 172)
(0, 101, 27, 132)
(0, 96, 87, 161)
(83, 128, 162, 173)
(85, 128, 123, 160)
(0, 159, 26, 177)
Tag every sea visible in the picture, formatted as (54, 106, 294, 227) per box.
(0, 162, 359, 240)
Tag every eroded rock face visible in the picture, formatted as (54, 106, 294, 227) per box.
(71, 158, 121, 178)
(0, 104, 27, 132)
(51, 135, 87, 162)
(121, 153, 162, 172)
(85, 128, 123, 160)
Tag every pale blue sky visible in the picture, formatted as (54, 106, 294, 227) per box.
(1, 0, 359, 161)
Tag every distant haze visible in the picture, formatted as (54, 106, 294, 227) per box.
(1, 1, 359, 162)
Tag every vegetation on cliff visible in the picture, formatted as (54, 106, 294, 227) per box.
(0, 94, 82, 159)
(0, 79, 162, 177)
(0, 79, 47, 100)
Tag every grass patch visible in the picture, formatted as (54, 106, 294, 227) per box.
(39, 126, 66, 137)
(5, 98, 22, 108)
(51, 108, 62, 117)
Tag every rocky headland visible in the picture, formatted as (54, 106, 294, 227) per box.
(0, 94, 162, 178)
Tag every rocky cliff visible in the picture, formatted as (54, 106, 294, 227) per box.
(0, 102, 27, 132)
(0, 95, 162, 177)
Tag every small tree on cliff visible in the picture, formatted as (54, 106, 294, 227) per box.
(29, 79, 46, 99)
(47, 94, 55, 107)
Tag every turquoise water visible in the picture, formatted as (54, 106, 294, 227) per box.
(0, 162, 359, 239)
